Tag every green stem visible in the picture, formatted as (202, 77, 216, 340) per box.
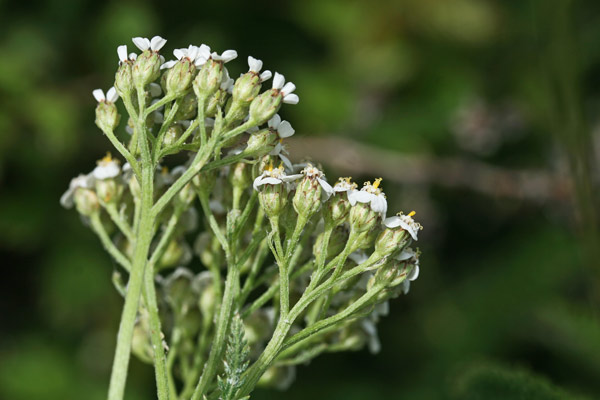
(104, 203, 135, 242)
(89, 213, 131, 272)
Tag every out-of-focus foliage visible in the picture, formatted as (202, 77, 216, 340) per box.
(0, 0, 598, 399)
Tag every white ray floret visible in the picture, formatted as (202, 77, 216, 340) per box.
(383, 211, 423, 241)
(196, 44, 238, 65)
(253, 164, 302, 190)
(60, 173, 95, 208)
(248, 56, 272, 82)
(300, 163, 334, 199)
(348, 178, 387, 217)
(272, 72, 299, 104)
(92, 87, 119, 104)
(92, 153, 121, 180)
(132, 35, 167, 52)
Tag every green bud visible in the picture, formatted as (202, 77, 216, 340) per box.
(162, 124, 182, 146)
(193, 59, 223, 99)
(245, 129, 277, 155)
(74, 188, 99, 216)
(132, 50, 162, 88)
(248, 89, 282, 125)
(258, 182, 287, 220)
(349, 202, 380, 233)
(158, 239, 191, 270)
(95, 101, 120, 132)
(205, 88, 228, 118)
(374, 227, 408, 257)
(166, 58, 196, 97)
(313, 226, 348, 261)
(293, 164, 331, 220)
(174, 93, 198, 120)
(228, 161, 251, 190)
(115, 62, 134, 99)
(355, 227, 380, 250)
(131, 323, 154, 364)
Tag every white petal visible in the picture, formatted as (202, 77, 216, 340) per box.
(92, 89, 105, 102)
(268, 114, 281, 129)
(132, 37, 150, 51)
(106, 87, 119, 103)
(221, 49, 238, 63)
(371, 195, 387, 216)
(277, 120, 295, 138)
(353, 190, 374, 204)
(259, 70, 272, 82)
(283, 93, 299, 104)
(279, 153, 294, 172)
(161, 60, 177, 70)
(187, 45, 200, 61)
(198, 44, 211, 60)
(272, 72, 285, 89)
(117, 45, 128, 62)
(128, 52, 137, 61)
(408, 265, 420, 281)
(282, 174, 303, 182)
(150, 36, 167, 51)
(248, 55, 262, 72)
(401, 280, 411, 295)
(253, 175, 265, 191)
(60, 187, 75, 208)
(148, 83, 162, 97)
(347, 190, 359, 206)
(173, 48, 185, 60)
(348, 251, 368, 265)
(383, 216, 402, 229)
(281, 81, 296, 95)
(397, 248, 415, 261)
(93, 163, 121, 180)
(317, 177, 334, 198)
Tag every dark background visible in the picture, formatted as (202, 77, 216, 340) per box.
(1, 0, 599, 399)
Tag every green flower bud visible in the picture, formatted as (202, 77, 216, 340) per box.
(174, 93, 198, 121)
(349, 203, 379, 233)
(131, 323, 153, 364)
(132, 50, 163, 88)
(74, 188, 99, 216)
(248, 89, 282, 125)
(245, 129, 277, 155)
(258, 180, 287, 220)
(205, 88, 228, 118)
(228, 161, 251, 190)
(323, 178, 356, 227)
(313, 226, 348, 261)
(94, 98, 120, 132)
(166, 58, 196, 97)
(193, 59, 223, 99)
(162, 124, 182, 146)
(158, 239, 192, 270)
(374, 227, 408, 257)
(95, 178, 122, 204)
(115, 62, 134, 99)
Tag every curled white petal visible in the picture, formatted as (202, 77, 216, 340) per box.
(282, 174, 303, 182)
(371, 194, 387, 216)
(248, 56, 263, 72)
(408, 265, 420, 281)
(93, 162, 121, 180)
(317, 177, 334, 198)
(161, 60, 177, 69)
(268, 114, 281, 129)
(173, 48, 185, 60)
(279, 153, 294, 172)
(383, 216, 402, 229)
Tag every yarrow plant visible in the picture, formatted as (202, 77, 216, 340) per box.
(62, 35, 423, 400)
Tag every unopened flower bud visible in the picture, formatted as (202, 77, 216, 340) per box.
(258, 181, 287, 220)
(166, 58, 196, 97)
(293, 164, 333, 219)
(162, 124, 182, 146)
(205, 88, 228, 118)
(158, 239, 192, 270)
(74, 188, 99, 216)
(246, 129, 277, 155)
(174, 93, 198, 121)
(115, 62, 134, 99)
(374, 227, 408, 257)
(248, 90, 282, 125)
(193, 59, 223, 99)
(313, 226, 348, 261)
(132, 50, 163, 88)
(95, 101, 120, 132)
(131, 323, 153, 364)
(349, 202, 380, 233)
(95, 179, 122, 204)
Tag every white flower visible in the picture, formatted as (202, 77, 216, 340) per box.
(333, 177, 358, 194)
(300, 164, 334, 199)
(253, 164, 302, 191)
(267, 114, 295, 138)
(348, 178, 387, 217)
(196, 44, 238, 65)
(132, 35, 167, 52)
(348, 251, 369, 265)
(272, 72, 299, 104)
(383, 211, 422, 241)
(92, 153, 121, 180)
(248, 56, 272, 82)
(117, 45, 137, 63)
(161, 45, 204, 69)
(92, 87, 119, 104)
(397, 247, 420, 294)
(220, 67, 234, 93)
(60, 173, 95, 208)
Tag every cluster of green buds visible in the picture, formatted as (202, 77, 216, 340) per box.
(61, 35, 423, 400)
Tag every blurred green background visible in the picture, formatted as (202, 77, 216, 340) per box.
(1, 0, 599, 399)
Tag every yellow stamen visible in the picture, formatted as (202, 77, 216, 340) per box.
(100, 152, 113, 164)
(162, 166, 169, 175)
(408, 211, 416, 217)
(373, 178, 383, 189)
(266, 160, 274, 172)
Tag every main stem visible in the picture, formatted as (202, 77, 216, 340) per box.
(108, 164, 155, 400)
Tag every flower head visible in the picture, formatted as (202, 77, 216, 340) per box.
(117, 45, 137, 64)
(383, 211, 423, 241)
(348, 178, 387, 216)
(333, 177, 358, 194)
(253, 162, 301, 191)
(272, 72, 299, 104)
(92, 153, 121, 180)
(248, 56, 272, 82)
(161, 45, 204, 69)
(132, 36, 167, 52)
(92, 87, 119, 104)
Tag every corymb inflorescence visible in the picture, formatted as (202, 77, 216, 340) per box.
(61, 35, 423, 400)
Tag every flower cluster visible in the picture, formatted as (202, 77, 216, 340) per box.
(61, 35, 422, 400)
